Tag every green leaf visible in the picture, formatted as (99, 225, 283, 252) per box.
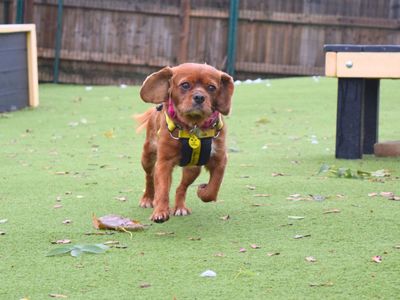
(46, 245, 75, 257)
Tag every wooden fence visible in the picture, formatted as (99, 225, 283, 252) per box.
(3, 0, 400, 84)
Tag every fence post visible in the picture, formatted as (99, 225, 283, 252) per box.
(16, 0, 24, 23)
(178, 0, 190, 64)
(226, 0, 239, 76)
(53, 0, 63, 83)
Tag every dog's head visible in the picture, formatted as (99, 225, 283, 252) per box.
(140, 63, 234, 126)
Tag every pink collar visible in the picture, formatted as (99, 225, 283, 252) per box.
(167, 98, 220, 130)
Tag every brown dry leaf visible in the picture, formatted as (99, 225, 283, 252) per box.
(214, 252, 226, 257)
(104, 130, 114, 138)
(103, 240, 120, 246)
(220, 215, 230, 221)
(188, 237, 201, 241)
(267, 252, 280, 257)
(246, 185, 256, 190)
(55, 171, 69, 175)
(51, 239, 71, 245)
(305, 256, 317, 262)
(49, 294, 68, 298)
(115, 196, 128, 202)
(250, 244, 261, 249)
(309, 281, 333, 287)
(253, 194, 271, 197)
(93, 214, 145, 232)
(139, 283, 151, 289)
(368, 192, 378, 197)
(62, 219, 72, 225)
(323, 209, 341, 214)
(272, 172, 285, 177)
(294, 234, 311, 239)
(155, 231, 175, 236)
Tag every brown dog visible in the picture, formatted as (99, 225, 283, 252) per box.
(136, 63, 234, 223)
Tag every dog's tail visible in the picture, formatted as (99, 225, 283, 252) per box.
(134, 109, 154, 133)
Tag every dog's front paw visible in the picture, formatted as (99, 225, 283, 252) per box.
(197, 184, 217, 202)
(139, 196, 153, 208)
(173, 205, 192, 216)
(150, 209, 170, 223)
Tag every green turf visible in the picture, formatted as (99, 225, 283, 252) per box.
(1, 77, 399, 299)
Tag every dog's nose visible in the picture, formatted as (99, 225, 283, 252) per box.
(193, 94, 205, 104)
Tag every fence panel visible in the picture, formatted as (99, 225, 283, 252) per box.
(26, 0, 400, 84)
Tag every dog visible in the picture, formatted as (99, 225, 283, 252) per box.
(136, 63, 234, 223)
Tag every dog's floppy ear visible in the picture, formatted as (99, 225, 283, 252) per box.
(216, 72, 234, 115)
(140, 67, 173, 103)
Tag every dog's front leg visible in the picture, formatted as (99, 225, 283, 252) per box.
(151, 159, 174, 223)
(197, 153, 227, 202)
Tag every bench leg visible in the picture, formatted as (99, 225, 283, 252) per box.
(336, 78, 364, 159)
(363, 79, 380, 154)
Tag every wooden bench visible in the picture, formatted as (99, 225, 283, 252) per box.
(324, 44, 400, 159)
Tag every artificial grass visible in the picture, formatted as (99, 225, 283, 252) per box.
(0, 77, 399, 299)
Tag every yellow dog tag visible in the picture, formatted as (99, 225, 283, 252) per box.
(188, 134, 201, 149)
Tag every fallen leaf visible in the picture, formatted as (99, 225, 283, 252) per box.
(93, 214, 145, 232)
(294, 234, 311, 239)
(253, 194, 271, 197)
(288, 216, 305, 220)
(62, 219, 72, 225)
(220, 215, 230, 221)
(115, 196, 127, 202)
(323, 209, 341, 214)
(139, 283, 151, 288)
(214, 252, 226, 257)
(368, 192, 378, 197)
(309, 281, 333, 287)
(305, 256, 317, 262)
(200, 270, 216, 277)
(188, 237, 201, 241)
(251, 203, 272, 207)
(394, 245, 400, 249)
(380, 192, 394, 198)
(267, 252, 280, 256)
(372, 255, 382, 263)
(155, 231, 174, 236)
(104, 130, 114, 138)
(239, 248, 247, 253)
(0, 231, 5, 235)
(103, 240, 120, 246)
(55, 171, 69, 175)
(250, 244, 261, 249)
(76, 195, 84, 199)
(53, 204, 63, 209)
(0, 219, 8, 224)
(51, 239, 71, 245)
(246, 185, 256, 190)
(49, 294, 68, 298)
(272, 172, 285, 177)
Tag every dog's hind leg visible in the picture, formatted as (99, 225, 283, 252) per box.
(139, 140, 156, 208)
(173, 166, 201, 216)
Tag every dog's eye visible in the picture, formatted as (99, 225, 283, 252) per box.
(180, 82, 191, 90)
(207, 85, 217, 92)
